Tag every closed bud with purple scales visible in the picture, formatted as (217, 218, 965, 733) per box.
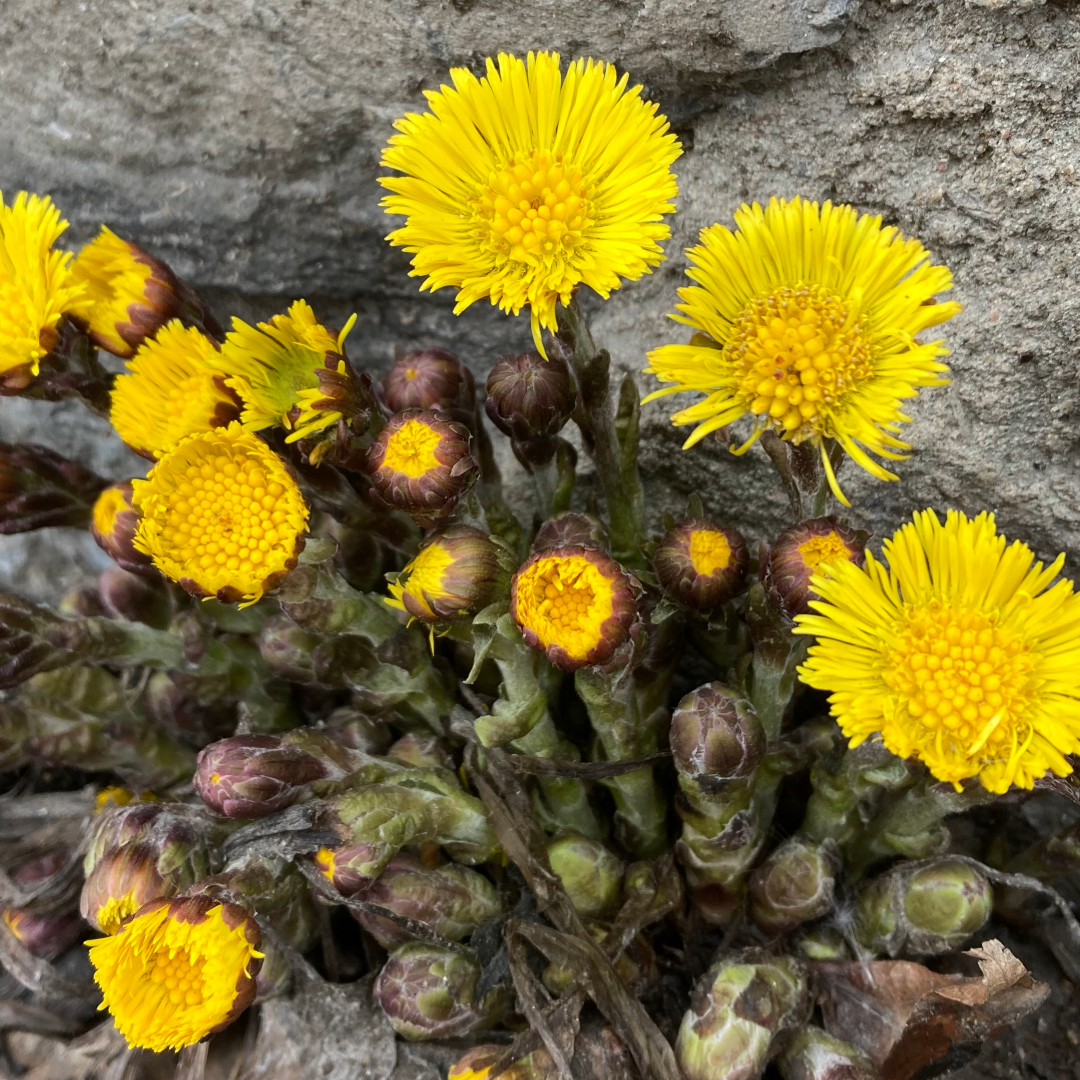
(0, 440, 108, 535)
(748, 837, 839, 936)
(383, 347, 473, 413)
(671, 683, 765, 782)
(531, 511, 609, 555)
(485, 350, 574, 468)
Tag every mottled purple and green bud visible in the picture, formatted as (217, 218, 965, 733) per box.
(367, 409, 479, 527)
(322, 707, 393, 755)
(386, 525, 505, 624)
(764, 517, 866, 618)
(383, 348, 472, 413)
(532, 511, 610, 555)
(547, 833, 624, 919)
(794, 926, 850, 962)
(676, 952, 809, 1080)
(778, 1027, 877, 1080)
(351, 853, 502, 949)
(655, 519, 749, 611)
(84, 801, 203, 873)
(2, 851, 85, 960)
(314, 843, 396, 897)
(374, 942, 506, 1040)
(749, 838, 839, 936)
(89, 481, 153, 574)
(0, 441, 108, 535)
(485, 350, 574, 467)
(387, 734, 455, 772)
(671, 683, 766, 781)
(97, 567, 172, 628)
(853, 857, 993, 957)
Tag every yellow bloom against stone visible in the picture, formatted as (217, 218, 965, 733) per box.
(795, 509, 1080, 794)
(382, 418, 444, 478)
(380, 51, 681, 353)
(688, 529, 733, 576)
(386, 541, 456, 619)
(87, 901, 262, 1052)
(644, 197, 962, 506)
(131, 424, 309, 606)
(513, 554, 615, 663)
(218, 299, 356, 441)
(0, 191, 88, 380)
(69, 226, 153, 356)
(110, 321, 238, 459)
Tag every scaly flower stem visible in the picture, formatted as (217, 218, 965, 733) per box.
(556, 296, 645, 568)
(744, 583, 808, 744)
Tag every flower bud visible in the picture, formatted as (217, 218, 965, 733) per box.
(547, 833, 624, 919)
(89, 481, 154, 574)
(314, 843, 396, 897)
(383, 347, 472, 413)
(1, 852, 85, 959)
(764, 517, 866, 618)
(655, 519, 749, 611)
(778, 1027, 877, 1080)
(386, 525, 505, 624)
(748, 838, 839, 936)
(367, 410, 479, 527)
(97, 567, 172, 628)
(59, 584, 107, 617)
(676, 952, 809, 1080)
(671, 683, 765, 781)
(485, 350, 574, 467)
(532, 511, 609, 555)
(71, 226, 218, 358)
(375, 942, 506, 1040)
(793, 926, 849, 961)
(853, 857, 993, 957)
(322, 706, 393, 755)
(511, 546, 639, 671)
(351, 853, 502, 949)
(0, 440, 108, 534)
(387, 734, 455, 772)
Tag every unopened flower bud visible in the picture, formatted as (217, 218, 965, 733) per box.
(351, 853, 502, 949)
(749, 838, 839, 935)
(59, 584, 106, 617)
(853, 857, 993, 957)
(322, 706, 392, 755)
(765, 517, 866, 618)
(314, 843, 396, 897)
(0, 440, 108, 534)
(532, 512, 609, 555)
(386, 525, 505, 624)
(485, 350, 574, 467)
(367, 410, 478, 527)
(89, 481, 154, 574)
(387, 734, 455, 772)
(778, 1027, 877, 1080)
(375, 942, 507, 1040)
(97, 567, 172, 628)
(384, 348, 472, 413)
(1, 852, 85, 959)
(547, 833, 624, 919)
(794, 926, 849, 961)
(655, 519, 749, 611)
(676, 952, 809, 1080)
(671, 683, 765, 781)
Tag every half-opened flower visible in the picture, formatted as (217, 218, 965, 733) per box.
(381, 51, 681, 353)
(765, 516, 866, 618)
(645, 197, 961, 505)
(796, 509, 1080, 793)
(510, 545, 638, 670)
(654, 519, 749, 611)
(131, 424, 309, 605)
(89, 481, 154, 574)
(87, 896, 262, 1052)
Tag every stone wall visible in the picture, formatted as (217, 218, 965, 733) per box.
(2, 0, 1078, 601)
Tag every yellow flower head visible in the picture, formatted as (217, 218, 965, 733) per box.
(644, 197, 962, 505)
(0, 191, 88, 387)
(87, 896, 262, 1052)
(380, 51, 681, 353)
(110, 321, 240, 459)
(131, 424, 309, 605)
(510, 546, 638, 670)
(653, 518, 749, 611)
(219, 300, 357, 442)
(796, 509, 1080, 793)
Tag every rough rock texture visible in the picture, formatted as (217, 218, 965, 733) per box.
(2, 0, 1079, 602)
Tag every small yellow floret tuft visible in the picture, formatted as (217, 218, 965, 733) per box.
(386, 541, 456, 620)
(688, 529, 733, 576)
(381, 418, 444, 479)
(797, 531, 854, 572)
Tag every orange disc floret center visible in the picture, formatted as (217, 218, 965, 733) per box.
(516, 555, 614, 661)
(886, 603, 1033, 758)
(477, 150, 591, 266)
(688, 529, 732, 576)
(798, 531, 853, 572)
(92, 486, 129, 537)
(382, 419, 444, 478)
(730, 285, 871, 438)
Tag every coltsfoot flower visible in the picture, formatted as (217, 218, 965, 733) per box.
(367, 409, 478, 526)
(510, 545, 638, 670)
(0, 192, 89, 390)
(645, 197, 961, 504)
(89, 481, 154, 574)
(131, 424, 309, 605)
(81, 842, 188, 934)
(380, 51, 681, 353)
(383, 347, 472, 413)
(485, 350, 574, 466)
(87, 895, 263, 1052)
(765, 516, 866, 618)
(314, 843, 396, 897)
(70, 226, 209, 358)
(654, 518, 749, 611)
(796, 509, 1080, 792)
(110, 321, 240, 459)
(387, 524, 504, 624)
(218, 299, 358, 443)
